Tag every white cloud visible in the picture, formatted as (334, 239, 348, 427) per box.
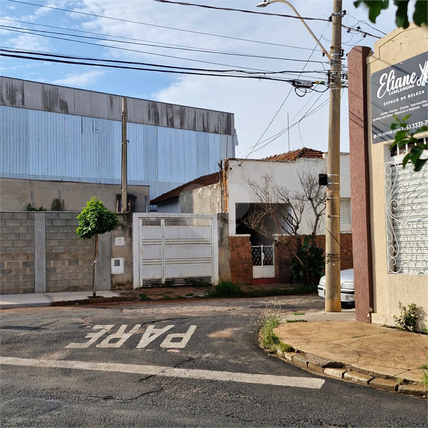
(51, 70, 106, 87)
(153, 73, 336, 159)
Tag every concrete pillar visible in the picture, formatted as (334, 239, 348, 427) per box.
(34, 212, 46, 293)
(348, 46, 374, 322)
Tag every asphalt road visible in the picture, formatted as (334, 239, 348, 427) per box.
(0, 296, 426, 428)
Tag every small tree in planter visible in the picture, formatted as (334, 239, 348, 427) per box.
(76, 197, 119, 297)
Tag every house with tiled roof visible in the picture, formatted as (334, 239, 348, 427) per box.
(152, 148, 353, 284)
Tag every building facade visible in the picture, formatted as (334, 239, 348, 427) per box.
(348, 24, 428, 328)
(0, 77, 237, 211)
(152, 148, 353, 284)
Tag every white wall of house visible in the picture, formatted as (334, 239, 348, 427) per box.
(226, 155, 351, 238)
(180, 183, 222, 214)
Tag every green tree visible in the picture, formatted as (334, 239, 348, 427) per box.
(354, 0, 427, 28)
(390, 115, 428, 171)
(76, 197, 119, 297)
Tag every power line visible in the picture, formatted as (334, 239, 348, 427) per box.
(0, 20, 328, 65)
(240, 23, 331, 158)
(0, 25, 275, 73)
(152, 0, 329, 22)
(152, 0, 382, 39)
(0, 27, 328, 78)
(0, 48, 329, 82)
(4, 0, 321, 51)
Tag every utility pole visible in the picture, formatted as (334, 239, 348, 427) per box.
(121, 97, 128, 213)
(256, 0, 343, 311)
(325, 0, 343, 312)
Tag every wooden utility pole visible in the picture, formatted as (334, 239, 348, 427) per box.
(121, 97, 128, 213)
(325, 0, 343, 312)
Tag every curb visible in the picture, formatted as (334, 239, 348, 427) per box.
(272, 347, 427, 398)
(50, 295, 139, 306)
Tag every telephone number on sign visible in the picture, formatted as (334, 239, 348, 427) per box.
(410, 120, 428, 129)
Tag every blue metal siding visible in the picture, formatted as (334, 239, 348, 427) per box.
(1, 106, 233, 200)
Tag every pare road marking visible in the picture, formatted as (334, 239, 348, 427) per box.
(0, 356, 325, 389)
(65, 325, 196, 349)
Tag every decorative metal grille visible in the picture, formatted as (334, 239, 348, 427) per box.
(252, 246, 262, 266)
(251, 245, 274, 267)
(385, 161, 428, 274)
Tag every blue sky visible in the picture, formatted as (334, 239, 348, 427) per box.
(0, 0, 398, 158)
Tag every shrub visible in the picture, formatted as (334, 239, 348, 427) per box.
(393, 302, 420, 332)
(208, 281, 244, 298)
(289, 236, 324, 287)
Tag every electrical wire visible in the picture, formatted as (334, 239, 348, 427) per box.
(0, 20, 328, 65)
(0, 48, 328, 82)
(152, 0, 330, 22)
(4, 0, 322, 51)
(239, 22, 331, 159)
(152, 0, 382, 39)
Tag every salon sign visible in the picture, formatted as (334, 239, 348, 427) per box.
(371, 51, 428, 143)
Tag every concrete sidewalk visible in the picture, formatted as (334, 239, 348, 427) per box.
(275, 310, 427, 397)
(0, 291, 134, 309)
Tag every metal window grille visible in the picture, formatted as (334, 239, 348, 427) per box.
(385, 149, 428, 274)
(251, 245, 274, 267)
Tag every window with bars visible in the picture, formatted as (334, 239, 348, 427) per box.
(340, 198, 352, 225)
(389, 137, 427, 157)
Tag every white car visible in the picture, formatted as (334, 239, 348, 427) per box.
(317, 269, 354, 304)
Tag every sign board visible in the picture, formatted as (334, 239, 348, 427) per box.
(371, 51, 428, 143)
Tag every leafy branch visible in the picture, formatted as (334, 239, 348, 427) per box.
(354, 0, 427, 28)
(390, 115, 428, 171)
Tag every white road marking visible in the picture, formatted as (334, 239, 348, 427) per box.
(0, 356, 324, 389)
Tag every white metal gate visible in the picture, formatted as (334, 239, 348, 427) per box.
(251, 245, 275, 279)
(133, 214, 218, 288)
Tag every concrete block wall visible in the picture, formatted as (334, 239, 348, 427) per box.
(45, 212, 93, 292)
(0, 212, 36, 294)
(229, 235, 253, 284)
(0, 211, 106, 295)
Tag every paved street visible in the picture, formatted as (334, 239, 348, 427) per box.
(1, 296, 426, 427)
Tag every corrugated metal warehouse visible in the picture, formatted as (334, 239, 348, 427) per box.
(0, 76, 237, 211)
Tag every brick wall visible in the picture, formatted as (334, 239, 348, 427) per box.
(229, 235, 253, 284)
(45, 212, 93, 292)
(274, 236, 298, 283)
(0, 212, 35, 294)
(316, 234, 354, 271)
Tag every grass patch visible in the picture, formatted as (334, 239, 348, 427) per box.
(278, 342, 294, 353)
(285, 319, 307, 323)
(138, 294, 151, 301)
(258, 311, 295, 353)
(160, 295, 171, 300)
(208, 281, 244, 298)
(421, 365, 428, 389)
(259, 313, 281, 351)
(293, 312, 305, 316)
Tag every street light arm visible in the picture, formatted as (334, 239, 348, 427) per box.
(256, 0, 331, 60)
